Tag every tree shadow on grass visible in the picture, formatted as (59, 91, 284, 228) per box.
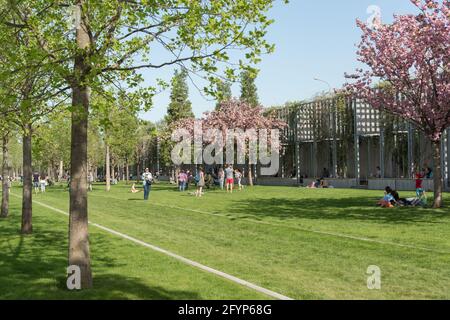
(231, 196, 450, 225)
(0, 215, 201, 300)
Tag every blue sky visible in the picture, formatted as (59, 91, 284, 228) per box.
(140, 0, 419, 122)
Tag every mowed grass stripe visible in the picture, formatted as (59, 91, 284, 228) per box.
(0, 194, 269, 300)
(10, 192, 292, 300)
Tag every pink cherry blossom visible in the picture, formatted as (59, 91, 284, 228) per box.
(344, 0, 449, 142)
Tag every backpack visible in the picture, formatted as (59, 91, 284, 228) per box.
(194, 173, 200, 183)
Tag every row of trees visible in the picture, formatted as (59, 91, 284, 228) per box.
(0, 0, 283, 289)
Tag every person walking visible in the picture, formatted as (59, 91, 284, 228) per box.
(142, 168, 153, 200)
(195, 167, 205, 197)
(225, 164, 234, 193)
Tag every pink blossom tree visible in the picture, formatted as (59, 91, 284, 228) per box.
(171, 99, 286, 186)
(345, 0, 450, 208)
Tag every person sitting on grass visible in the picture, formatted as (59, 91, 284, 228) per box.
(320, 178, 329, 188)
(377, 186, 396, 208)
(306, 179, 319, 188)
(131, 183, 141, 193)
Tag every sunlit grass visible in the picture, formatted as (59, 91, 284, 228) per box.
(1, 182, 449, 299)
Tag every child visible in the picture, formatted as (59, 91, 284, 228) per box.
(235, 169, 243, 191)
(377, 187, 395, 208)
(415, 170, 424, 197)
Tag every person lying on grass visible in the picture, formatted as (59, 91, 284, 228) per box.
(404, 189, 428, 207)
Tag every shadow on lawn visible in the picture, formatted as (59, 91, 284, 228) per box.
(231, 196, 450, 225)
(0, 214, 201, 300)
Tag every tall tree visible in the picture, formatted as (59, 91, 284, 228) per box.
(215, 80, 233, 110)
(165, 69, 194, 125)
(240, 70, 259, 107)
(345, 0, 450, 208)
(0, 123, 11, 218)
(0, 4, 67, 233)
(4, 0, 283, 288)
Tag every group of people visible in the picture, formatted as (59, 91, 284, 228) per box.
(33, 172, 49, 194)
(179, 165, 244, 198)
(376, 186, 427, 208)
(376, 170, 429, 209)
(218, 165, 244, 192)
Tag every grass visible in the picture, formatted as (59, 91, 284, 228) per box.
(1, 182, 450, 300)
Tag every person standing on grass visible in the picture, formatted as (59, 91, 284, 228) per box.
(218, 167, 225, 190)
(415, 169, 425, 197)
(225, 164, 234, 193)
(178, 170, 187, 192)
(142, 168, 153, 200)
(88, 172, 94, 192)
(195, 167, 205, 197)
(33, 172, 40, 194)
(39, 175, 47, 193)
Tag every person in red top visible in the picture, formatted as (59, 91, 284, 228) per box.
(415, 170, 424, 197)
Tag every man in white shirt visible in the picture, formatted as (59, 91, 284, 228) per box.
(142, 168, 153, 200)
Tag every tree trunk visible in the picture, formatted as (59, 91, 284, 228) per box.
(105, 143, 111, 191)
(1, 134, 10, 218)
(111, 160, 115, 185)
(432, 140, 443, 208)
(21, 125, 33, 234)
(247, 163, 253, 186)
(68, 1, 93, 289)
(59, 160, 64, 181)
(126, 162, 129, 185)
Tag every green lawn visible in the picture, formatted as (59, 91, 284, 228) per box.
(1, 182, 450, 300)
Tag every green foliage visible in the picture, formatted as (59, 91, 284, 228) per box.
(33, 110, 71, 171)
(215, 80, 233, 110)
(240, 70, 259, 107)
(165, 69, 194, 125)
(2, 0, 283, 109)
